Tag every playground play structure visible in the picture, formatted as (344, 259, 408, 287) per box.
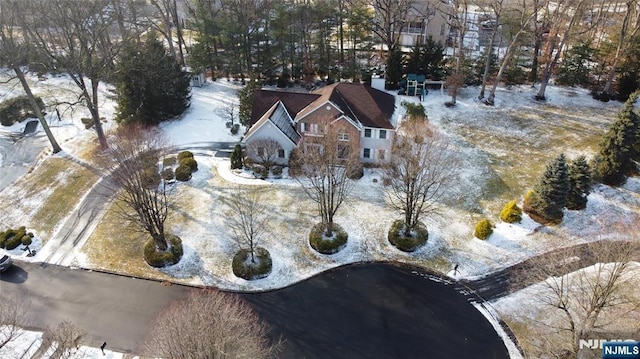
(401, 74, 445, 98)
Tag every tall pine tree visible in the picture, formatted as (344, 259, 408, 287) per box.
(115, 33, 191, 124)
(566, 156, 591, 210)
(592, 91, 640, 186)
(531, 154, 570, 222)
(238, 80, 259, 127)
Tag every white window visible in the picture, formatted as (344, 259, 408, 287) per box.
(338, 132, 349, 141)
(377, 149, 386, 160)
(363, 148, 371, 158)
(278, 149, 285, 158)
(364, 128, 372, 138)
(379, 130, 387, 139)
(301, 122, 308, 132)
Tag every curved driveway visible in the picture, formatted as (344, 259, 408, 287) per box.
(0, 261, 509, 358)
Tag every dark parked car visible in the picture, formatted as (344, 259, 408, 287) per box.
(0, 253, 13, 272)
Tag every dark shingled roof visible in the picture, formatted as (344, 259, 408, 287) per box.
(250, 83, 395, 129)
(250, 90, 320, 126)
(323, 83, 395, 130)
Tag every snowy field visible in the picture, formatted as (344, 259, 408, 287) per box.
(1, 70, 639, 358)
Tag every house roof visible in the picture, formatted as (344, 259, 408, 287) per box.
(250, 83, 395, 130)
(250, 90, 320, 126)
(244, 101, 300, 145)
(322, 83, 395, 130)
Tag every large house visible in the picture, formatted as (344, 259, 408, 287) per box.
(243, 83, 397, 166)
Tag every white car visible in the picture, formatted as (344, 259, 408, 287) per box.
(0, 251, 13, 272)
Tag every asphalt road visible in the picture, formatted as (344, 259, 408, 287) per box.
(0, 261, 509, 358)
(0, 131, 47, 189)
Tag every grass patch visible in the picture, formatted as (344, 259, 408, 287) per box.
(8, 157, 98, 239)
(82, 198, 174, 280)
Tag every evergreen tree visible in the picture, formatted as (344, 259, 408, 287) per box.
(238, 80, 259, 127)
(115, 34, 191, 124)
(230, 144, 244, 170)
(385, 49, 403, 90)
(592, 92, 640, 185)
(532, 154, 570, 222)
(556, 40, 594, 87)
(566, 156, 591, 210)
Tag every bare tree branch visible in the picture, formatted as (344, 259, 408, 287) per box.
(143, 289, 281, 359)
(226, 186, 271, 263)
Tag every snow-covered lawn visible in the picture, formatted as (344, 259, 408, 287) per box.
(0, 327, 134, 359)
(2, 70, 640, 358)
(492, 261, 640, 358)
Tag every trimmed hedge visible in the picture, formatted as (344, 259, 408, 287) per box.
(0, 96, 45, 126)
(309, 222, 348, 254)
(143, 234, 183, 268)
(232, 247, 273, 280)
(175, 164, 192, 181)
(161, 168, 175, 181)
(163, 156, 177, 167)
(177, 151, 194, 161)
(0, 226, 35, 250)
(388, 219, 428, 252)
(179, 157, 198, 172)
(474, 219, 494, 240)
(500, 200, 522, 223)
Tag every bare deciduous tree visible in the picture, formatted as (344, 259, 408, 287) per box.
(294, 119, 359, 237)
(25, 0, 124, 149)
(103, 124, 172, 251)
(370, 0, 413, 52)
(0, 297, 31, 349)
(143, 289, 280, 359)
(0, 0, 62, 153)
(246, 138, 283, 170)
(513, 231, 640, 357)
(227, 186, 271, 263)
(443, 0, 469, 106)
(383, 120, 458, 236)
(535, 0, 590, 100)
(40, 320, 86, 359)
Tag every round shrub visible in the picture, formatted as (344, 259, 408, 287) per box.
(143, 235, 183, 268)
(252, 165, 267, 179)
(179, 157, 198, 172)
(177, 151, 194, 161)
(232, 247, 273, 280)
(500, 200, 522, 223)
(161, 168, 175, 181)
(347, 165, 364, 180)
(230, 123, 240, 135)
(175, 164, 192, 181)
(387, 219, 428, 252)
(309, 223, 348, 254)
(271, 166, 283, 178)
(474, 219, 494, 240)
(162, 156, 177, 167)
(4, 233, 23, 250)
(21, 234, 32, 246)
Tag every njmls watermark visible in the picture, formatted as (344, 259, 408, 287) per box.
(577, 331, 640, 359)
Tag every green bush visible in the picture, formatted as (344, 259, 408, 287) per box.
(142, 163, 161, 188)
(177, 151, 194, 161)
(162, 156, 177, 167)
(232, 247, 273, 280)
(347, 164, 364, 180)
(143, 235, 183, 268)
(271, 166, 283, 177)
(0, 226, 34, 250)
(500, 200, 522, 223)
(231, 123, 240, 135)
(179, 157, 198, 172)
(0, 96, 45, 126)
(387, 219, 428, 252)
(309, 223, 348, 254)
(474, 219, 494, 240)
(252, 165, 268, 179)
(175, 164, 192, 181)
(161, 168, 175, 181)
(230, 144, 244, 170)
(80, 118, 94, 129)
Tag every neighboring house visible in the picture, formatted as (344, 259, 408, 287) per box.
(243, 83, 396, 166)
(398, 0, 451, 48)
(183, 66, 205, 87)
